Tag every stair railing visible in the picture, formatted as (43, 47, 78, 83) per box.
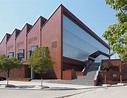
(82, 60, 92, 72)
(94, 61, 102, 82)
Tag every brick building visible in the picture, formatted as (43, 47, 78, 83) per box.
(0, 5, 110, 80)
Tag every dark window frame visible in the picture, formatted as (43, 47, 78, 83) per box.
(8, 52, 14, 58)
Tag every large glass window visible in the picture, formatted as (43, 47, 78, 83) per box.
(63, 15, 109, 62)
(8, 52, 14, 58)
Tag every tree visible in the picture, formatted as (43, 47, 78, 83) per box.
(102, 62, 110, 84)
(0, 55, 22, 85)
(27, 46, 54, 89)
(103, 0, 127, 62)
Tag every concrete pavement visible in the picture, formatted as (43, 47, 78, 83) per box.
(0, 80, 97, 98)
(0, 80, 127, 98)
(0, 80, 95, 89)
(67, 86, 127, 98)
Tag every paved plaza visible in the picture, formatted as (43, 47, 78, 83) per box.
(0, 80, 127, 98)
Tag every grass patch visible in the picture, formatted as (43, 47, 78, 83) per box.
(8, 77, 31, 81)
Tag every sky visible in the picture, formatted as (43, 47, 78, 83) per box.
(0, 0, 117, 42)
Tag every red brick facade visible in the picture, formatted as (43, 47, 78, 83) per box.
(41, 6, 62, 79)
(97, 59, 127, 85)
(0, 33, 11, 55)
(7, 29, 20, 57)
(0, 5, 110, 79)
(16, 24, 32, 61)
(27, 16, 46, 51)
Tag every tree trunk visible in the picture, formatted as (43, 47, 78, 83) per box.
(41, 71, 43, 89)
(7, 70, 10, 85)
(120, 64, 122, 83)
(104, 71, 107, 84)
(120, 73, 122, 83)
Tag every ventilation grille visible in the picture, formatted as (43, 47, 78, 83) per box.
(52, 41, 57, 48)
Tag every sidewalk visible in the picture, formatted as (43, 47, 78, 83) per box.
(0, 80, 96, 90)
(0, 80, 100, 98)
(1, 80, 127, 98)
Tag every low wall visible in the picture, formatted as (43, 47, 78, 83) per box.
(96, 59, 127, 85)
(62, 70, 76, 80)
(0, 65, 30, 78)
(98, 71, 127, 85)
(62, 70, 84, 80)
(75, 71, 84, 76)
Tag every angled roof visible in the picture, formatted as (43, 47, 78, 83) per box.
(0, 33, 11, 44)
(28, 16, 47, 34)
(40, 4, 109, 49)
(7, 29, 21, 42)
(16, 23, 32, 38)
(0, 4, 109, 50)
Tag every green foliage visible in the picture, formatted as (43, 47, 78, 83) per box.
(106, 0, 127, 23)
(102, 62, 110, 71)
(103, 0, 127, 62)
(106, 0, 127, 11)
(0, 55, 22, 73)
(27, 46, 54, 74)
(116, 12, 127, 23)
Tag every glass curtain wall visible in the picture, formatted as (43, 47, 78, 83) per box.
(63, 15, 109, 62)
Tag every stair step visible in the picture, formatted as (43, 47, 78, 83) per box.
(75, 62, 100, 85)
(41, 62, 101, 86)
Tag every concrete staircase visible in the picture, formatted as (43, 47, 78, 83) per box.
(39, 62, 100, 86)
(76, 62, 100, 85)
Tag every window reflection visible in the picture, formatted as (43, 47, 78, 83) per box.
(8, 52, 14, 58)
(63, 15, 109, 61)
(18, 49, 24, 61)
(31, 46, 38, 53)
(27, 50, 32, 58)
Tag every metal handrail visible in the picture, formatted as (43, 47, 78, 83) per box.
(94, 61, 102, 81)
(82, 60, 92, 72)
